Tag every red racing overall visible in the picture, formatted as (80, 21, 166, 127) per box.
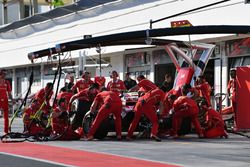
(196, 82, 212, 106)
(51, 107, 80, 140)
(69, 87, 98, 130)
(203, 108, 227, 138)
(23, 105, 45, 136)
(127, 88, 165, 138)
(0, 79, 11, 133)
(107, 79, 126, 96)
(71, 79, 94, 92)
(55, 92, 73, 108)
(57, 92, 73, 104)
(137, 79, 157, 92)
(88, 91, 122, 138)
(34, 88, 53, 114)
(172, 96, 203, 137)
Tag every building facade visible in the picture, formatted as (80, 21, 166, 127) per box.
(0, 0, 249, 105)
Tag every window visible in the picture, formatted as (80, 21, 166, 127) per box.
(242, 57, 250, 66)
(146, 70, 150, 79)
(126, 52, 148, 67)
(226, 38, 250, 57)
(230, 58, 242, 68)
(229, 56, 250, 69)
(33, 78, 41, 86)
(86, 57, 110, 65)
(24, 5, 30, 18)
(152, 49, 170, 64)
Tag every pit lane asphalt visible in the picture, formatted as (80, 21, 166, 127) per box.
(1, 118, 250, 167)
(0, 153, 68, 167)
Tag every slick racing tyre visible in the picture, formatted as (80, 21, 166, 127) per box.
(159, 115, 191, 136)
(82, 112, 109, 139)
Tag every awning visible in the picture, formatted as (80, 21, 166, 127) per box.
(28, 25, 250, 60)
(0, 0, 117, 35)
(1, 0, 250, 68)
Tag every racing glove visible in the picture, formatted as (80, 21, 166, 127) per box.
(140, 99, 146, 105)
(105, 103, 111, 109)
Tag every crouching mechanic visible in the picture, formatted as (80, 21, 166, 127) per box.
(51, 98, 80, 140)
(127, 75, 165, 141)
(171, 84, 204, 138)
(87, 89, 122, 140)
(33, 82, 53, 114)
(23, 100, 47, 136)
(54, 87, 73, 108)
(68, 83, 99, 130)
(195, 75, 212, 107)
(199, 100, 228, 138)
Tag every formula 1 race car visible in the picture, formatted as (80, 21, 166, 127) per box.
(82, 92, 191, 139)
(82, 92, 139, 139)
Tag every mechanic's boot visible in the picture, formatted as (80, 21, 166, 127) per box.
(126, 136, 133, 141)
(221, 131, 228, 139)
(86, 135, 94, 141)
(220, 134, 228, 139)
(172, 134, 179, 139)
(198, 133, 205, 139)
(151, 135, 161, 142)
(233, 126, 238, 132)
(117, 135, 122, 141)
(75, 127, 84, 138)
(170, 131, 179, 139)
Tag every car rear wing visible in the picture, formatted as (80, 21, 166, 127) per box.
(164, 42, 215, 87)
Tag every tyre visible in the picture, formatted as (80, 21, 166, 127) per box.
(121, 111, 134, 131)
(179, 117, 191, 135)
(82, 114, 109, 139)
(137, 117, 151, 138)
(159, 115, 191, 135)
